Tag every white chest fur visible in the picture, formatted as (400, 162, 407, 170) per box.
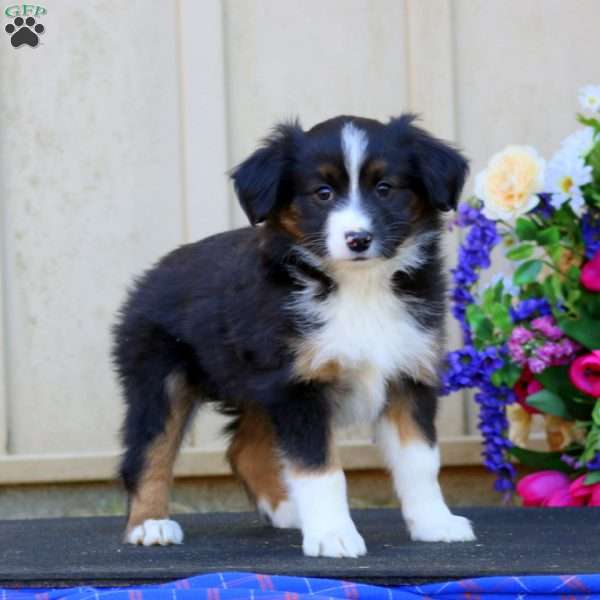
(292, 248, 438, 427)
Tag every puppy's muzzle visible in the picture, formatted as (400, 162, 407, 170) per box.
(344, 230, 373, 254)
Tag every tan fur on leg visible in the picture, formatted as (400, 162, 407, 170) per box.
(125, 372, 195, 538)
(376, 386, 475, 543)
(227, 406, 300, 527)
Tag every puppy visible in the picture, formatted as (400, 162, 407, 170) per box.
(113, 114, 475, 557)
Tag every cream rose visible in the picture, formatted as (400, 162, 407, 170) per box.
(475, 146, 545, 221)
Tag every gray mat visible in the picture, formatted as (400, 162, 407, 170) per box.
(1, 508, 599, 587)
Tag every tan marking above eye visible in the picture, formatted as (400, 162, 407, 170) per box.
(317, 163, 343, 181)
(362, 159, 388, 183)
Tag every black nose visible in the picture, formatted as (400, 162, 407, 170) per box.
(345, 230, 373, 253)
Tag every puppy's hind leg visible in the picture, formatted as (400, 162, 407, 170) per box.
(226, 406, 299, 529)
(119, 359, 196, 546)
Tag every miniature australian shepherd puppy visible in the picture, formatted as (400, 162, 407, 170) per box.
(113, 114, 476, 558)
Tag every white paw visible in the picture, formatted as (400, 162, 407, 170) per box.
(126, 519, 184, 546)
(258, 498, 300, 529)
(302, 521, 367, 558)
(408, 513, 475, 543)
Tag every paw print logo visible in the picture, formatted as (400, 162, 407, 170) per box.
(5, 16, 45, 48)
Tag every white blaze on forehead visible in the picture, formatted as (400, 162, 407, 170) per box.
(326, 122, 372, 260)
(341, 122, 368, 199)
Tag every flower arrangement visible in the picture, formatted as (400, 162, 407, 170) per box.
(444, 85, 600, 505)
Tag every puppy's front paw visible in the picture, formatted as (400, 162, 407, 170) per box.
(125, 518, 184, 546)
(302, 521, 367, 558)
(258, 498, 301, 529)
(408, 513, 475, 543)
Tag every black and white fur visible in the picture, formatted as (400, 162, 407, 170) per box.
(113, 114, 475, 557)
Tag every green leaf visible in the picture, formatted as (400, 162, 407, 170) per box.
(488, 303, 512, 335)
(587, 139, 600, 186)
(548, 243, 563, 265)
(474, 317, 494, 341)
(524, 282, 544, 298)
(535, 366, 594, 421)
(466, 304, 486, 328)
(581, 428, 600, 462)
(587, 188, 600, 209)
(491, 362, 522, 388)
(566, 287, 582, 309)
(537, 226, 560, 246)
(513, 259, 543, 285)
(515, 217, 538, 241)
(553, 204, 577, 227)
(542, 274, 562, 304)
(582, 290, 600, 319)
(493, 280, 504, 302)
(585, 471, 600, 485)
(593, 401, 600, 427)
(508, 446, 574, 473)
(558, 314, 600, 350)
(567, 266, 581, 282)
(526, 389, 572, 419)
(505, 364, 524, 387)
(506, 243, 535, 261)
(577, 114, 600, 133)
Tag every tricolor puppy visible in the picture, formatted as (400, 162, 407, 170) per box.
(113, 114, 475, 557)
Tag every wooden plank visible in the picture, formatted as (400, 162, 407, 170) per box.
(177, 0, 231, 243)
(405, 0, 467, 437)
(0, 199, 7, 454)
(406, 0, 456, 138)
(0, 437, 517, 485)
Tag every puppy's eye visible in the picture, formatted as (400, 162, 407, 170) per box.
(315, 186, 334, 202)
(376, 182, 392, 198)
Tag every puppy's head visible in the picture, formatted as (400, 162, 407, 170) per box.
(231, 115, 468, 262)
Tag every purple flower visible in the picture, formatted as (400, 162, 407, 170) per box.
(442, 345, 516, 493)
(533, 193, 556, 220)
(587, 453, 600, 471)
(528, 356, 549, 373)
(582, 209, 600, 259)
(508, 341, 526, 364)
(531, 315, 563, 340)
(536, 342, 561, 363)
(561, 454, 582, 470)
(510, 298, 552, 322)
(558, 337, 580, 358)
(450, 204, 500, 341)
(446, 203, 514, 493)
(511, 326, 534, 344)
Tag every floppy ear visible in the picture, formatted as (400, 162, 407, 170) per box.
(230, 121, 303, 225)
(389, 115, 469, 211)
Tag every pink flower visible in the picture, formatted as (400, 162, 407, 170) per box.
(581, 250, 600, 292)
(508, 340, 526, 364)
(527, 380, 543, 395)
(511, 326, 534, 344)
(570, 475, 594, 502)
(513, 367, 541, 414)
(516, 471, 571, 506)
(536, 343, 560, 363)
(557, 338, 580, 359)
(543, 487, 586, 507)
(589, 484, 600, 506)
(529, 356, 549, 373)
(531, 316, 563, 340)
(569, 350, 600, 397)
